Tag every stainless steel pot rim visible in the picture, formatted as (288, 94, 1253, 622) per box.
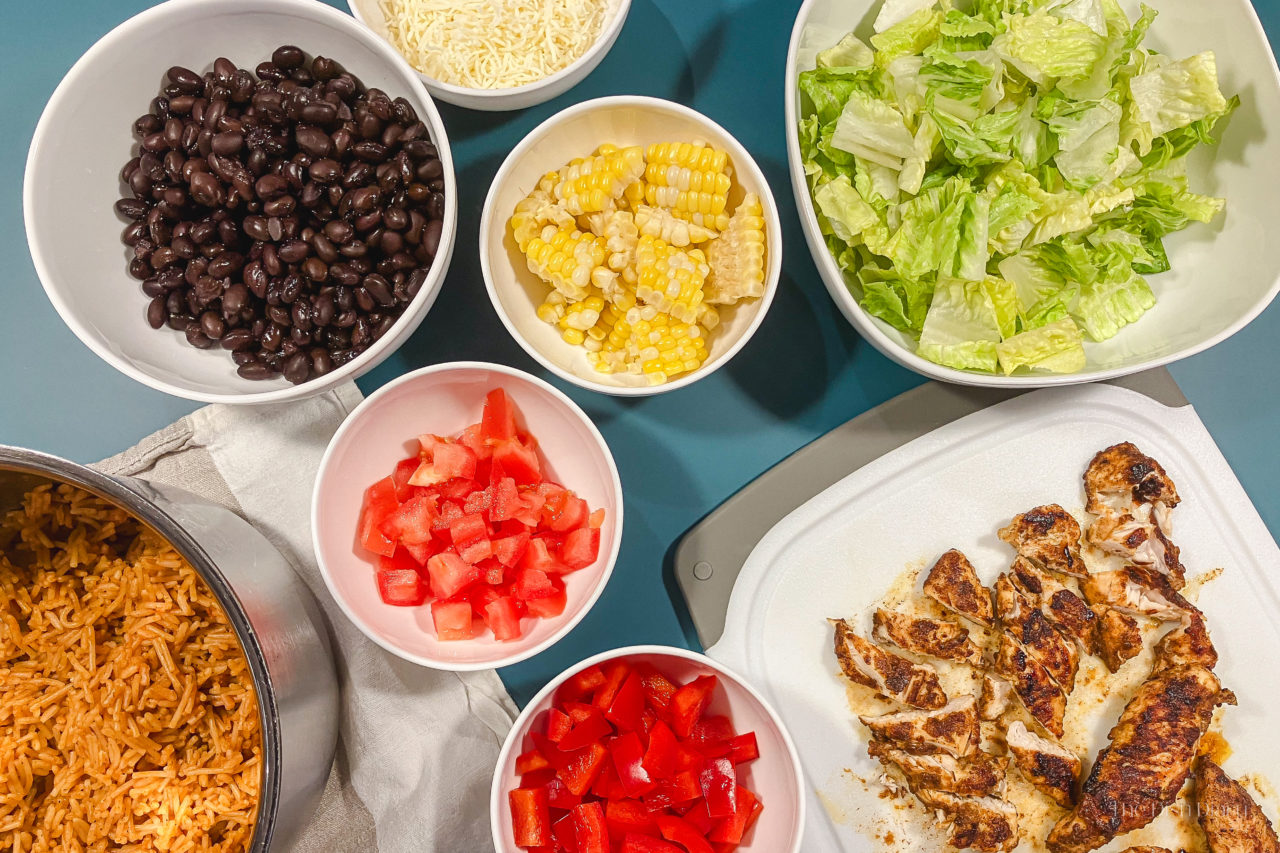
(0, 444, 282, 852)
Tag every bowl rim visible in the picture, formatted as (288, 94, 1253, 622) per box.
(783, 0, 1280, 388)
(345, 0, 632, 100)
(311, 360, 625, 672)
(488, 643, 807, 853)
(22, 0, 459, 405)
(479, 94, 784, 397)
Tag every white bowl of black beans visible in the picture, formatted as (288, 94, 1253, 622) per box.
(24, 0, 457, 403)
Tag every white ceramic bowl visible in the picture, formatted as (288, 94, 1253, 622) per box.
(490, 645, 806, 852)
(24, 0, 458, 404)
(785, 0, 1280, 387)
(481, 96, 784, 396)
(312, 361, 623, 671)
(347, 0, 631, 111)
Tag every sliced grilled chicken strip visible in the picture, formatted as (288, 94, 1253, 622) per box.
(872, 607, 985, 666)
(1081, 567, 1187, 621)
(1009, 558, 1101, 656)
(916, 789, 1019, 852)
(859, 697, 980, 759)
(1154, 609, 1218, 671)
(868, 741, 1008, 798)
(1005, 720, 1080, 809)
(1089, 507, 1186, 588)
(993, 630, 1068, 738)
(1083, 441, 1180, 516)
(831, 618, 948, 709)
(924, 549, 995, 628)
(995, 574, 1080, 693)
(1119, 848, 1175, 853)
(1094, 605, 1144, 672)
(979, 675, 1013, 722)
(998, 504, 1086, 578)
(1194, 757, 1280, 853)
(1047, 664, 1237, 853)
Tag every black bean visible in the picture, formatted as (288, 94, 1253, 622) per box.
(272, 45, 305, 70)
(147, 296, 168, 328)
(296, 125, 333, 158)
(167, 314, 193, 331)
(282, 352, 310, 384)
(352, 139, 386, 162)
(200, 311, 226, 339)
(167, 66, 203, 93)
(255, 174, 288, 200)
(116, 198, 149, 220)
(237, 360, 274, 380)
(423, 219, 443, 258)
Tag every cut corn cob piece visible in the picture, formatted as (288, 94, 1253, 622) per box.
(634, 235, 709, 325)
(705, 192, 767, 304)
(510, 172, 575, 252)
(553, 145, 646, 215)
(643, 142, 733, 232)
(633, 205, 716, 248)
(523, 225, 609, 301)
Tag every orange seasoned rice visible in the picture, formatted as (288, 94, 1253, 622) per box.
(0, 483, 261, 853)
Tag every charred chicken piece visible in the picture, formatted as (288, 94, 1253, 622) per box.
(923, 549, 996, 628)
(1154, 610, 1218, 671)
(916, 789, 1019, 852)
(1089, 509, 1186, 588)
(998, 504, 1086, 578)
(868, 741, 1008, 798)
(1118, 848, 1175, 853)
(832, 618, 948, 709)
(993, 630, 1068, 738)
(872, 607, 985, 666)
(1194, 757, 1280, 853)
(1094, 605, 1144, 672)
(859, 697, 980, 759)
(1083, 442, 1180, 516)
(1005, 720, 1080, 809)
(1047, 664, 1237, 853)
(1081, 567, 1188, 621)
(1010, 558, 1101, 655)
(979, 674, 1014, 722)
(995, 574, 1081, 692)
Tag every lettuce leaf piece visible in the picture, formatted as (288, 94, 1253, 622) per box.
(871, 7, 944, 67)
(798, 67, 884, 126)
(830, 91, 917, 169)
(1047, 97, 1122, 188)
(1128, 52, 1228, 143)
(1070, 268, 1155, 340)
(996, 317, 1087, 373)
(900, 114, 942, 195)
(818, 32, 876, 70)
(814, 174, 883, 242)
(919, 52, 999, 120)
(1140, 95, 1237, 171)
(993, 11, 1107, 83)
(875, 0, 940, 33)
(937, 9, 997, 52)
(858, 266, 937, 333)
(982, 275, 1021, 338)
(931, 104, 1021, 166)
(881, 177, 991, 279)
(918, 278, 1002, 371)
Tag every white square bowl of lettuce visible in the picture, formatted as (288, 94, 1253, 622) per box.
(785, 0, 1280, 385)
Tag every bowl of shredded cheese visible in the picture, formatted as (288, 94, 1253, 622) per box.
(347, 0, 631, 111)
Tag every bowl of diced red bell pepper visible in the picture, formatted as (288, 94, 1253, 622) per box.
(312, 360, 623, 670)
(491, 645, 805, 853)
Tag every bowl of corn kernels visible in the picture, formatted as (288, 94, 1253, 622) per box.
(479, 96, 783, 395)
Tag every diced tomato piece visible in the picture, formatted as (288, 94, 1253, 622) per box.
(408, 459, 446, 487)
(557, 665, 606, 705)
(403, 540, 433, 565)
(458, 422, 493, 461)
(490, 477, 522, 522)
(546, 708, 573, 743)
(458, 536, 494, 565)
(689, 716, 735, 747)
(516, 749, 550, 775)
(436, 477, 475, 500)
(520, 537, 569, 575)
(482, 388, 519, 441)
(380, 493, 438, 546)
(605, 800, 658, 841)
(556, 706, 613, 752)
(571, 802, 609, 853)
(708, 787, 759, 845)
(432, 500, 464, 534)
(425, 552, 479, 599)
(553, 813, 580, 853)
(358, 477, 399, 557)
(589, 507, 606, 529)
(391, 457, 419, 501)
(431, 442, 478, 481)
(620, 835, 684, 853)
(670, 675, 718, 738)
(643, 720, 680, 780)
(494, 438, 542, 485)
(523, 579, 566, 619)
(725, 732, 759, 765)
(637, 663, 679, 714)
(376, 568, 426, 606)
(377, 547, 421, 575)
(592, 662, 631, 711)
(698, 757, 737, 820)
(416, 433, 447, 456)
(605, 672, 646, 733)
(430, 599, 476, 641)
(559, 742, 608, 797)
(544, 492, 589, 532)
(463, 486, 494, 516)
(509, 787, 551, 848)
(655, 814, 715, 853)
(449, 512, 488, 548)
(544, 774, 581, 810)
(477, 558, 506, 585)
(608, 731, 656, 797)
(513, 567, 553, 600)
(494, 530, 532, 567)
(590, 760, 626, 800)
(643, 770, 701, 810)
(561, 527, 601, 570)
(483, 595, 523, 642)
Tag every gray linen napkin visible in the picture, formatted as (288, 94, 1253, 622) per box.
(94, 383, 517, 852)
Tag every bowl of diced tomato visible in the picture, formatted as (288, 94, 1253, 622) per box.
(312, 361, 623, 670)
(491, 645, 805, 853)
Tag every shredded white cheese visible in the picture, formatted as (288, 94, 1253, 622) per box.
(380, 0, 609, 89)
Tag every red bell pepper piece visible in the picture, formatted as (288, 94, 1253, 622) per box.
(725, 732, 759, 765)
(590, 759, 627, 800)
(557, 705, 613, 752)
(689, 716, 735, 746)
(636, 663, 679, 714)
(552, 813, 580, 853)
(571, 802, 609, 853)
(608, 731, 656, 797)
(642, 721, 680, 780)
(698, 757, 737, 820)
(643, 770, 701, 810)
(669, 675, 718, 737)
(655, 814, 715, 853)
(592, 662, 631, 711)
(708, 787, 760, 845)
(509, 787, 551, 848)
(517, 767, 556, 790)
(620, 835, 684, 853)
(681, 799, 716, 835)
(559, 742, 608, 797)
(605, 799, 658, 841)
(605, 671, 647, 732)
(544, 774, 581, 810)
(546, 708, 573, 743)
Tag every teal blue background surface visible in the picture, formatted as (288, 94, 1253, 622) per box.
(2, 0, 1277, 706)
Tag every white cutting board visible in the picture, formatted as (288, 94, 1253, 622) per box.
(708, 384, 1280, 852)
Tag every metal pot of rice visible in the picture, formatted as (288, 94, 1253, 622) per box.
(0, 445, 338, 852)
